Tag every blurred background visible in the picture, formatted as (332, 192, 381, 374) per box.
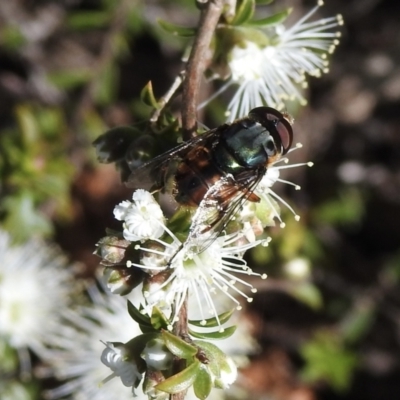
(1, 0, 400, 399)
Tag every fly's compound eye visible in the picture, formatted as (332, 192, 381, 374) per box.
(248, 107, 294, 155)
(265, 137, 277, 157)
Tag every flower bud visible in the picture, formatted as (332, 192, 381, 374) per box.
(94, 236, 130, 265)
(104, 265, 144, 295)
(141, 338, 173, 371)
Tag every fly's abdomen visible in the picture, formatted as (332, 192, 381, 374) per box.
(174, 146, 223, 207)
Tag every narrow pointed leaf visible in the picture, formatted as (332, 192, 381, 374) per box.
(290, 283, 323, 310)
(156, 360, 200, 394)
(189, 309, 235, 328)
(140, 81, 159, 108)
(231, 0, 255, 25)
(151, 307, 170, 330)
(189, 325, 237, 340)
(245, 8, 292, 27)
(162, 330, 198, 359)
(66, 11, 111, 30)
(139, 324, 157, 334)
(158, 19, 196, 37)
(193, 366, 213, 400)
(127, 300, 151, 326)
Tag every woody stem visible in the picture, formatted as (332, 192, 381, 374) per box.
(181, 0, 225, 141)
(172, 2, 224, 399)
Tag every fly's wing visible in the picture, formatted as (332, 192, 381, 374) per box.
(184, 168, 265, 254)
(125, 129, 217, 191)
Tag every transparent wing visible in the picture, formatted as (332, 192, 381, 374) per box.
(184, 169, 265, 254)
(125, 129, 217, 191)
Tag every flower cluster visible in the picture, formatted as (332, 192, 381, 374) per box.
(99, 188, 271, 328)
(93, 131, 312, 396)
(89, 1, 340, 398)
(42, 283, 256, 400)
(206, 1, 343, 120)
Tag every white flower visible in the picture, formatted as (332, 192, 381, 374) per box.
(41, 284, 256, 400)
(41, 285, 144, 400)
(256, 143, 314, 227)
(101, 341, 142, 394)
(0, 230, 72, 373)
(226, 1, 343, 120)
(136, 230, 268, 329)
(284, 257, 311, 280)
(114, 189, 166, 242)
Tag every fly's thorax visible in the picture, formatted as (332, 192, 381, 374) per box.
(214, 118, 278, 173)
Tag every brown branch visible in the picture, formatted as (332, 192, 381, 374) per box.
(150, 71, 185, 127)
(171, 2, 225, 399)
(181, 0, 225, 140)
(170, 297, 189, 400)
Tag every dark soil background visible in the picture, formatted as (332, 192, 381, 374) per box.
(1, 0, 400, 399)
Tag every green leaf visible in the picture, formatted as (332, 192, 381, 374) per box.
(0, 25, 26, 49)
(193, 365, 213, 399)
(244, 8, 292, 27)
(2, 194, 53, 243)
(66, 11, 111, 30)
(151, 307, 170, 330)
(0, 379, 39, 400)
(14, 104, 39, 145)
(231, 0, 255, 25)
(0, 340, 19, 373)
(161, 330, 198, 359)
(127, 300, 152, 326)
(300, 332, 358, 392)
(167, 207, 192, 242)
(339, 301, 376, 344)
(156, 360, 201, 394)
(94, 62, 119, 105)
(290, 282, 323, 310)
(47, 70, 92, 90)
(255, 0, 274, 4)
(313, 189, 364, 227)
(158, 19, 196, 37)
(189, 325, 237, 340)
(189, 309, 235, 328)
(139, 324, 157, 334)
(192, 340, 225, 377)
(140, 81, 159, 109)
(36, 108, 64, 138)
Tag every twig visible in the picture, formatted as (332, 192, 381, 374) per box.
(181, 0, 225, 140)
(150, 71, 185, 127)
(171, 2, 225, 399)
(170, 297, 189, 400)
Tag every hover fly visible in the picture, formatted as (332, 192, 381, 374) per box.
(125, 107, 293, 255)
